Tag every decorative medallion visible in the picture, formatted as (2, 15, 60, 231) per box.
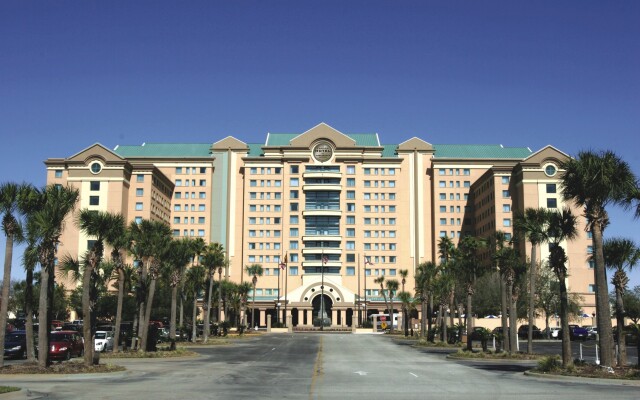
(313, 142, 333, 163)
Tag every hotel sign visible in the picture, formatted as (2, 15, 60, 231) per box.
(313, 142, 333, 162)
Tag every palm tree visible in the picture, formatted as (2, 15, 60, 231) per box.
(182, 237, 206, 328)
(29, 184, 79, 367)
(185, 265, 206, 341)
(396, 291, 412, 336)
(386, 279, 399, 333)
(0, 182, 33, 368)
(546, 208, 579, 367)
(102, 213, 128, 353)
(165, 238, 192, 348)
(201, 242, 225, 342)
(502, 246, 527, 353)
(128, 219, 172, 351)
(398, 269, 409, 335)
(455, 235, 487, 351)
(237, 281, 253, 328)
(561, 150, 638, 367)
(489, 231, 511, 353)
(76, 209, 120, 366)
(514, 208, 551, 354)
(433, 271, 454, 342)
(603, 237, 640, 366)
(415, 261, 438, 340)
(245, 263, 264, 329)
(373, 276, 390, 329)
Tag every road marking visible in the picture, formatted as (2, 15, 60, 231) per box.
(354, 371, 368, 376)
(272, 348, 276, 351)
(309, 337, 323, 400)
(409, 372, 418, 378)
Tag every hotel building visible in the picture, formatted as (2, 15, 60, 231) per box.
(45, 123, 594, 327)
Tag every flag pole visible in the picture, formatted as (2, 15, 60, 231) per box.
(321, 244, 324, 331)
(357, 252, 361, 327)
(283, 252, 288, 327)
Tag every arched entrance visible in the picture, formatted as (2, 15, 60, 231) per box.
(312, 294, 332, 327)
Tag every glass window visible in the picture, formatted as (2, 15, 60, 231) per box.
(289, 266, 298, 275)
(346, 191, 355, 199)
(502, 176, 510, 184)
(88, 196, 99, 206)
(290, 165, 299, 174)
(90, 181, 100, 191)
(347, 165, 355, 174)
(503, 219, 511, 227)
(439, 193, 446, 200)
(346, 215, 355, 224)
(290, 215, 298, 224)
(546, 184, 557, 193)
(290, 178, 299, 187)
(347, 203, 355, 212)
(503, 204, 511, 212)
(135, 217, 142, 224)
(136, 188, 143, 197)
(347, 178, 356, 187)
(55, 170, 63, 178)
(290, 190, 299, 199)
(290, 228, 298, 237)
(136, 174, 144, 182)
(290, 203, 298, 212)
(346, 267, 355, 276)
(502, 190, 510, 198)
(199, 180, 206, 186)
(547, 198, 557, 208)
(346, 228, 355, 237)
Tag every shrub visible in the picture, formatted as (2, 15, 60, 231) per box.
(537, 355, 561, 372)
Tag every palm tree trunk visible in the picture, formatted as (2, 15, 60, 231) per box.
(203, 273, 214, 342)
(466, 291, 473, 351)
(592, 224, 614, 367)
(559, 272, 572, 367)
(113, 269, 124, 353)
(442, 306, 448, 343)
(37, 265, 50, 367)
(0, 234, 14, 368)
(25, 268, 35, 361)
(191, 294, 198, 342)
(420, 299, 427, 338)
(140, 278, 157, 351)
(170, 285, 178, 347)
(615, 288, 627, 366)
(509, 293, 518, 353)
(500, 276, 510, 353)
(251, 284, 257, 328)
(82, 264, 94, 366)
(218, 269, 223, 323)
(427, 293, 434, 341)
(527, 243, 538, 354)
(389, 297, 395, 333)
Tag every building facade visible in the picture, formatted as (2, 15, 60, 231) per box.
(45, 123, 595, 327)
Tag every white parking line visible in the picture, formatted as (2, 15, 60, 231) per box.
(409, 372, 418, 378)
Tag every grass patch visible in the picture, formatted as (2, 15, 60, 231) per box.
(0, 361, 125, 375)
(100, 348, 198, 358)
(450, 349, 542, 360)
(533, 357, 640, 380)
(414, 338, 462, 348)
(0, 386, 21, 393)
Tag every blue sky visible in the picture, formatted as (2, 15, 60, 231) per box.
(1, 1, 639, 287)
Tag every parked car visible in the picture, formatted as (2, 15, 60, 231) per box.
(517, 325, 542, 339)
(94, 331, 114, 352)
(560, 324, 589, 341)
(49, 330, 84, 360)
(4, 330, 28, 359)
(548, 326, 561, 339)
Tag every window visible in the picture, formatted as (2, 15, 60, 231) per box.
(546, 184, 557, 193)
(346, 254, 355, 262)
(174, 205, 181, 211)
(463, 181, 470, 188)
(199, 180, 206, 186)
(135, 217, 142, 224)
(346, 228, 355, 237)
(289, 266, 298, 275)
(136, 174, 144, 182)
(503, 218, 511, 227)
(346, 215, 355, 224)
(90, 162, 102, 174)
(135, 202, 143, 211)
(439, 193, 446, 200)
(346, 267, 355, 276)
(439, 181, 446, 188)
(502, 190, 510, 198)
(347, 203, 355, 212)
(463, 169, 470, 175)
(501, 176, 510, 184)
(199, 192, 206, 199)
(346, 191, 355, 199)
(347, 178, 356, 187)
(503, 204, 511, 212)
(588, 260, 595, 269)
(136, 188, 143, 197)
(198, 230, 204, 237)
(290, 165, 299, 174)
(198, 217, 205, 224)
(438, 169, 445, 175)
(290, 203, 298, 212)
(290, 178, 299, 187)
(587, 245, 593, 254)
(439, 206, 446, 212)
(290, 190, 299, 199)
(440, 218, 446, 225)
(347, 165, 355, 174)
(290, 215, 299, 224)
(547, 198, 557, 208)
(588, 284, 596, 293)
(90, 181, 100, 191)
(55, 170, 63, 178)
(544, 164, 557, 177)
(290, 228, 299, 237)
(89, 196, 99, 206)
(200, 167, 206, 173)
(199, 204, 206, 211)
(173, 217, 180, 224)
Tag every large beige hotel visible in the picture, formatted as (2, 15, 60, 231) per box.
(45, 123, 595, 328)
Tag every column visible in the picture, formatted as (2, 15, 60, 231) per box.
(298, 309, 305, 326)
(260, 309, 266, 327)
(340, 310, 346, 327)
(331, 309, 338, 327)
(306, 310, 313, 326)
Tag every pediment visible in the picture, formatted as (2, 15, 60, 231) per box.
(66, 143, 125, 165)
(397, 137, 434, 152)
(523, 145, 570, 166)
(211, 136, 248, 151)
(289, 123, 357, 148)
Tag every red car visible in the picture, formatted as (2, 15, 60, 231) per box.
(49, 331, 84, 360)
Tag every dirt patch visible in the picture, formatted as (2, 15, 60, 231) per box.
(536, 364, 640, 380)
(0, 361, 125, 375)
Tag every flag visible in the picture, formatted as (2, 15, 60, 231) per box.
(365, 257, 374, 266)
(279, 253, 288, 270)
(322, 255, 328, 265)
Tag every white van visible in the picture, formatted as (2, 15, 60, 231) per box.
(368, 313, 399, 329)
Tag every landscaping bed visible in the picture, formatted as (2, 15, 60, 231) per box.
(0, 361, 125, 375)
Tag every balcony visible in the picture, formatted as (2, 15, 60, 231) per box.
(302, 209, 342, 217)
(302, 234, 342, 242)
(302, 171, 342, 179)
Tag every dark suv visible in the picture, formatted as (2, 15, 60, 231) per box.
(4, 330, 28, 359)
(517, 325, 542, 339)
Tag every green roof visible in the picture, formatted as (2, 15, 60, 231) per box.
(114, 143, 213, 158)
(247, 143, 264, 157)
(433, 144, 531, 159)
(381, 144, 398, 158)
(265, 133, 380, 147)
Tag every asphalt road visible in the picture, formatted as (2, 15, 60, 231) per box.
(1, 335, 639, 399)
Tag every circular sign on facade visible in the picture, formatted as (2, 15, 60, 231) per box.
(313, 142, 334, 163)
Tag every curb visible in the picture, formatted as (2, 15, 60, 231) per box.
(523, 370, 640, 387)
